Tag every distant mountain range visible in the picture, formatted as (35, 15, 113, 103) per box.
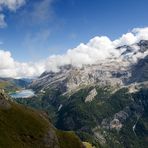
(0, 77, 32, 92)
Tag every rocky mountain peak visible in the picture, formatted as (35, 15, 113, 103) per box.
(30, 40, 148, 95)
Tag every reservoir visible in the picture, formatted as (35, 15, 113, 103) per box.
(10, 89, 35, 98)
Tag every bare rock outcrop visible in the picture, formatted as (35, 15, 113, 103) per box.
(85, 88, 97, 102)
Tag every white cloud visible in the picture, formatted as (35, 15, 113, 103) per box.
(0, 50, 16, 77)
(0, 0, 26, 27)
(113, 32, 136, 47)
(1, 27, 148, 78)
(113, 27, 148, 47)
(132, 27, 148, 41)
(0, 0, 25, 11)
(0, 50, 15, 68)
(0, 49, 45, 78)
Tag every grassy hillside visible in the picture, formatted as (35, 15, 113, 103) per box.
(56, 130, 85, 148)
(0, 81, 18, 92)
(0, 91, 84, 148)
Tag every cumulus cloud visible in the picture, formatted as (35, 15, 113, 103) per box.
(113, 32, 136, 47)
(113, 27, 148, 47)
(1, 27, 148, 78)
(0, 50, 15, 68)
(133, 27, 148, 41)
(0, 50, 45, 78)
(0, 0, 26, 28)
(0, 0, 25, 10)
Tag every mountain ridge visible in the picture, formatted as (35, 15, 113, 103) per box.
(30, 40, 148, 95)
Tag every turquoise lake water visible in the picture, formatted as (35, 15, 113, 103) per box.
(10, 89, 35, 98)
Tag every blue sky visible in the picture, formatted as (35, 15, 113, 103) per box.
(0, 0, 148, 62)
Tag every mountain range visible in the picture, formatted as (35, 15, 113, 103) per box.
(0, 77, 32, 93)
(0, 40, 148, 148)
(13, 40, 148, 147)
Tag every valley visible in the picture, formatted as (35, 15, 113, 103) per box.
(1, 1, 148, 147)
(8, 40, 148, 147)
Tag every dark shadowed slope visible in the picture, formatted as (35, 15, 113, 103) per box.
(0, 90, 84, 148)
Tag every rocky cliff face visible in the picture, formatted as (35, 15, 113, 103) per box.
(30, 40, 148, 95)
(30, 59, 131, 95)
